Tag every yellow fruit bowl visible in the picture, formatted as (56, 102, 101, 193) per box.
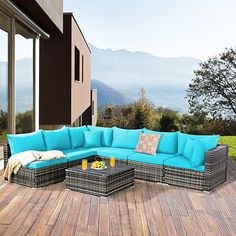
(91, 160, 107, 170)
(91, 166, 107, 170)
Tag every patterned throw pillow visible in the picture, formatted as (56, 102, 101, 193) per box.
(135, 133, 161, 156)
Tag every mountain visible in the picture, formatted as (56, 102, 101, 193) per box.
(89, 44, 201, 112)
(91, 79, 132, 107)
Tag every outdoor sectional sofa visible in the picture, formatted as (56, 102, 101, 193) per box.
(4, 126, 228, 191)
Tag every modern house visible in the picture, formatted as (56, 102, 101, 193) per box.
(0, 0, 97, 139)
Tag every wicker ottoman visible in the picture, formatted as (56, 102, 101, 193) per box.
(65, 163, 135, 197)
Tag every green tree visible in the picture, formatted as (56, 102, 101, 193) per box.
(133, 89, 156, 129)
(16, 110, 34, 133)
(159, 112, 179, 132)
(180, 113, 208, 134)
(187, 48, 236, 119)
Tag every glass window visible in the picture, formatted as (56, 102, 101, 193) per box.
(15, 22, 35, 133)
(0, 11, 10, 140)
(82, 55, 84, 83)
(75, 46, 80, 82)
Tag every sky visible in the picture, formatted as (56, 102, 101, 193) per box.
(64, 0, 236, 60)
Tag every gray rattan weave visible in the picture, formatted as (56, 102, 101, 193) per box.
(3, 143, 67, 188)
(65, 163, 135, 196)
(3, 141, 228, 191)
(163, 145, 228, 191)
(127, 160, 163, 182)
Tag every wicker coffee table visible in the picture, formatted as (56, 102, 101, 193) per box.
(65, 162, 135, 197)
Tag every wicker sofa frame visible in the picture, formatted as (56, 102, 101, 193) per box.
(3, 143, 228, 191)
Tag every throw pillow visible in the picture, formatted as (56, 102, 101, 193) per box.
(191, 137, 218, 167)
(112, 127, 143, 149)
(84, 130, 102, 148)
(183, 138, 197, 161)
(143, 129, 178, 154)
(87, 126, 113, 146)
(135, 133, 161, 156)
(68, 126, 88, 149)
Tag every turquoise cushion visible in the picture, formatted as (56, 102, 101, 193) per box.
(27, 157, 68, 169)
(128, 152, 177, 165)
(68, 126, 88, 149)
(164, 155, 205, 172)
(191, 138, 218, 167)
(63, 147, 98, 162)
(183, 138, 196, 161)
(177, 132, 219, 155)
(7, 130, 46, 155)
(96, 147, 135, 160)
(112, 127, 143, 149)
(84, 130, 102, 148)
(87, 126, 113, 147)
(144, 129, 178, 154)
(43, 127, 71, 150)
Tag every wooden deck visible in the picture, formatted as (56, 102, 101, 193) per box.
(0, 159, 236, 236)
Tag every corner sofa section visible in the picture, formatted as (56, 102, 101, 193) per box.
(4, 126, 228, 191)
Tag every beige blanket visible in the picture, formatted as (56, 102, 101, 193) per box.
(4, 150, 65, 181)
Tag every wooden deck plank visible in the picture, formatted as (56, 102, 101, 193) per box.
(75, 193, 92, 236)
(0, 158, 235, 236)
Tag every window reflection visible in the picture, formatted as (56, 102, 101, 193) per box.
(0, 11, 10, 140)
(15, 22, 35, 133)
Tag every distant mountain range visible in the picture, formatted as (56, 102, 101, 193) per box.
(91, 79, 132, 107)
(89, 44, 200, 112)
(1, 45, 201, 113)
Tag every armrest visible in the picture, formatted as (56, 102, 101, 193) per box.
(205, 144, 228, 173)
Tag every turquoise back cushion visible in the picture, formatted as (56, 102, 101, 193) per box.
(183, 138, 197, 161)
(183, 136, 219, 166)
(43, 127, 71, 150)
(191, 137, 219, 166)
(87, 125, 113, 147)
(112, 127, 143, 149)
(84, 130, 102, 148)
(7, 130, 46, 155)
(177, 132, 219, 155)
(144, 129, 178, 154)
(68, 126, 88, 149)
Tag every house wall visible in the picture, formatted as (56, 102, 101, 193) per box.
(70, 14, 91, 124)
(39, 14, 91, 126)
(39, 16, 71, 125)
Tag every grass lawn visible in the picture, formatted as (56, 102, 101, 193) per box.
(220, 136, 236, 162)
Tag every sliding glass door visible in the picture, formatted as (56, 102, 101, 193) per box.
(0, 9, 38, 138)
(15, 22, 35, 133)
(0, 11, 10, 140)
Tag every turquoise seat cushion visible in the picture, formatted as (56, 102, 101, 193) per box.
(84, 130, 102, 148)
(68, 126, 88, 148)
(177, 132, 219, 155)
(163, 155, 205, 172)
(144, 129, 178, 154)
(128, 152, 177, 165)
(26, 157, 68, 169)
(7, 130, 46, 155)
(87, 126, 113, 147)
(112, 127, 143, 149)
(43, 127, 71, 150)
(63, 148, 99, 162)
(96, 147, 135, 160)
